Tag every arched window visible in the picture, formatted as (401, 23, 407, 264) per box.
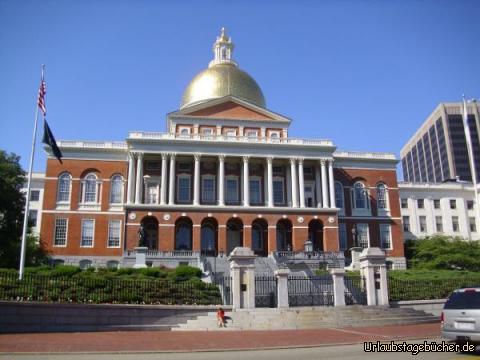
(376, 183, 388, 210)
(201, 222, 216, 255)
(175, 219, 192, 251)
(57, 172, 71, 203)
(79, 259, 92, 269)
(106, 260, 119, 269)
(353, 182, 369, 209)
(110, 175, 123, 204)
(334, 182, 344, 209)
(82, 173, 99, 203)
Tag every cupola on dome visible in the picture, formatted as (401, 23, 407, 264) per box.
(180, 28, 266, 109)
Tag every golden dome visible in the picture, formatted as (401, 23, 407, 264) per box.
(180, 29, 266, 109)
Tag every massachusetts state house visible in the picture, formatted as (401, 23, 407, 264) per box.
(40, 29, 406, 269)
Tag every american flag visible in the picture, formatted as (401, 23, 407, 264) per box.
(37, 79, 46, 116)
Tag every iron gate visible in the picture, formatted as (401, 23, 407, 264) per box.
(288, 275, 334, 306)
(212, 274, 232, 305)
(344, 274, 367, 305)
(255, 276, 277, 308)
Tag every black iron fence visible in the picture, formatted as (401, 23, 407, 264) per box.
(255, 276, 277, 308)
(212, 274, 232, 305)
(0, 273, 222, 305)
(344, 274, 367, 305)
(288, 275, 334, 306)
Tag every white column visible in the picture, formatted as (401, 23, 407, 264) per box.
(321, 159, 328, 208)
(267, 157, 274, 207)
(315, 165, 322, 208)
(286, 164, 292, 206)
(127, 152, 135, 204)
(193, 154, 201, 206)
(168, 153, 176, 205)
(218, 155, 225, 206)
(290, 158, 298, 208)
(328, 159, 336, 208)
(243, 156, 249, 207)
(298, 158, 305, 208)
(134, 153, 144, 204)
(160, 153, 167, 205)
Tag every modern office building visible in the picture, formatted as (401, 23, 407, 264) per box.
(38, 29, 406, 269)
(400, 102, 480, 183)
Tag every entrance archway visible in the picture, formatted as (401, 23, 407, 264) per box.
(201, 218, 218, 256)
(141, 216, 158, 250)
(175, 217, 193, 251)
(252, 219, 268, 256)
(276, 219, 292, 251)
(308, 219, 324, 251)
(226, 218, 243, 254)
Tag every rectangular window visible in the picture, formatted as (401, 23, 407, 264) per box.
(401, 198, 408, 209)
(357, 224, 369, 248)
(54, 218, 68, 246)
(434, 199, 441, 209)
(177, 176, 191, 202)
(467, 200, 474, 210)
(470, 217, 477, 232)
(339, 223, 347, 251)
(419, 216, 427, 232)
(30, 190, 40, 201)
(202, 128, 213, 135)
(28, 210, 38, 227)
(379, 224, 392, 249)
(450, 199, 457, 209)
(273, 179, 285, 205)
(145, 182, 158, 204)
(452, 216, 459, 232)
(417, 199, 424, 209)
(202, 177, 216, 203)
(246, 130, 258, 138)
(108, 220, 121, 247)
(225, 178, 239, 203)
(225, 129, 236, 137)
(145, 161, 161, 172)
(435, 216, 443, 232)
(81, 219, 95, 247)
(402, 216, 410, 232)
(249, 178, 262, 205)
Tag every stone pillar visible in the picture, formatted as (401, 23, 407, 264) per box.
(134, 153, 144, 204)
(275, 268, 290, 308)
(267, 157, 274, 207)
(298, 158, 305, 208)
(228, 247, 256, 310)
(193, 154, 201, 206)
(359, 247, 389, 306)
(218, 155, 225, 206)
(133, 246, 148, 268)
(168, 154, 176, 205)
(243, 156, 250, 207)
(328, 159, 336, 208)
(315, 165, 322, 208)
(290, 158, 298, 208)
(160, 153, 167, 205)
(321, 159, 328, 208)
(330, 268, 346, 307)
(127, 152, 135, 204)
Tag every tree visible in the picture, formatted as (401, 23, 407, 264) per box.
(0, 150, 48, 268)
(405, 235, 480, 272)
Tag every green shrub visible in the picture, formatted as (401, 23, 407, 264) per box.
(51, 265, 81, 277)
(169, 265, 202, 282)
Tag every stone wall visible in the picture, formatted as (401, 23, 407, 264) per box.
(390, 299, 445, 317)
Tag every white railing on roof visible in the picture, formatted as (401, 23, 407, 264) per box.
(128, 131, 334, 146)
(334, 151, 397, 160)
(57, 140, 127, 150)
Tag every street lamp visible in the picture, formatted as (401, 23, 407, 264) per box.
(304, 239, 313, 259)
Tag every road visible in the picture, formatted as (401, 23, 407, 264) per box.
(1, 340, 478, 360)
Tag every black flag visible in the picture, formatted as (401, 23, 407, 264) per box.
(42, 119, 63, 163)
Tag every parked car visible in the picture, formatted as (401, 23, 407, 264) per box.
(441, 288, 480, 344)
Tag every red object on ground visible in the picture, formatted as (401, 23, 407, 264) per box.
(0, 323, 441, 353)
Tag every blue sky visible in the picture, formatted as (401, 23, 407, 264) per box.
(0, 0, 478, 178)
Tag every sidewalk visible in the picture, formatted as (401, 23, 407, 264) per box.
(0, 322, 441, 353)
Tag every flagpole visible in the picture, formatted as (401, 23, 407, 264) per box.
(462, 95, 480, 240)
(18, 65, 44, 280)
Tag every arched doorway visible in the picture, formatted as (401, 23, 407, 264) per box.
(141, 216, 158, 250)
(276, 219, 292, 251)
(201, 218, 218, 256)
(252, 219, 268, 256)
(175, 217, 192, 251)
(226, 218, 243, 254)
(308, 219, 324, 251)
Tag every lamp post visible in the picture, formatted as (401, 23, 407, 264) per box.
(304, 239, 313, 259)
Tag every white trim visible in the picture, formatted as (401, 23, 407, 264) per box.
(356, 223, 370, 248)
(292, 226, 309, 229)
(109, 174, 125, 205)
(53, 217, 68, 247)
(272, 176, 285, 205)
(376, 182, 390, 216)
(323, 226, 339, 229)
(107, 219, 122, 248)
(201, 174, 216, 203)
(379, 223, 392, 250)
(176, 174, 192, 203)
(249, 175, 262, 205)
(56, 172, 72, 209)
(144, 176, 161, 205)
(225, 175, 239, 203)
(44, 210, 124, 215)
(80, 218, 95, 248)
(303, 180, 315, 208)
(339, 216, 402, 220)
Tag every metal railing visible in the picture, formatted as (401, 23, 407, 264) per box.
(124, 250, 201, 258)
(273, 251, 345, 268)
(287, 275, 334, 306)
(255, 276, 277, 308)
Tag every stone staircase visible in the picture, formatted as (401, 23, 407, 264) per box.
(172, 306, 439, 331)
